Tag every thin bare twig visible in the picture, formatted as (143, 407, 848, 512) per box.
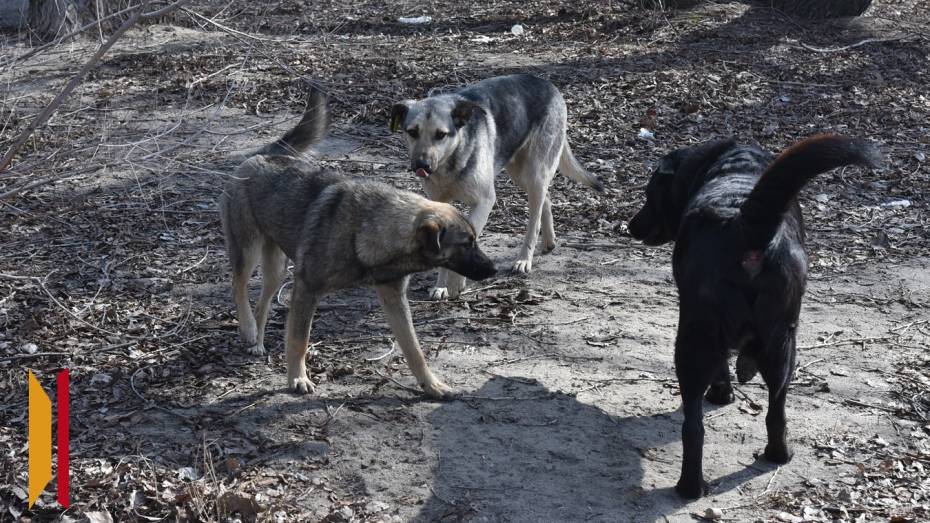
(799, 36, 912, 54)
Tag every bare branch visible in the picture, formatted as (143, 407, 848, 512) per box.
(0, 0, 189, 175)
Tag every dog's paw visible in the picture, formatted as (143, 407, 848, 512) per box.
(446, 277, 467, 299)
(239, 323, 258, 346)
(736, 352, 759, 384)
(420, 379, 452, 399)
(675, 477, 710, 499)
(542, 241, 556, 254)
(429, 287, 450, 300)
(245, 343, 266, 356)
(764, 443, 794, 464)
(512, 258, 533, 274)
(705, 382, 735, 405)
(289, 375, 315, 394)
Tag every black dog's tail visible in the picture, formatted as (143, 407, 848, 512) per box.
(740, 134, 881, 250)
(256, 87, 329, 157)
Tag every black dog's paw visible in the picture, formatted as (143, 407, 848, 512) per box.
(736, 352, 758, 384)
(705, 382, 735, 405)
(764, 443, 794, 464)
(675, 477, 710, 499)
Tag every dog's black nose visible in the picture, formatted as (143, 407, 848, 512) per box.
(413, 158, 431, 171)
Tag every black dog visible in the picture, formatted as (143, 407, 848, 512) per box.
(628, 135, 881, 498)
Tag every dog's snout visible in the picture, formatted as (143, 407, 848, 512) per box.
(470, 249, 497, 280)
(413, 157, 431, 171)
(627, 211, 647, 240)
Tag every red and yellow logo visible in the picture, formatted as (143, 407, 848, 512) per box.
(28, 369, 70, 508)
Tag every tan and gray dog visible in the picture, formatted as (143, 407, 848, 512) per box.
(390, 74, 603, 300)
(220, 90, 496, 398)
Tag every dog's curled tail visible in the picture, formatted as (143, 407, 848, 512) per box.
(559, 141, 605, 192)
(256, 87, 330, 157)
(741, 134, 882, 250)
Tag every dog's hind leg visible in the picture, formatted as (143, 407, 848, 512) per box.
(541, 195, 556, 253)
(285, 279, 321, 394)
(376, 277, 450, 398)
(674, 324, 721, 499)
(509, 151, 558, 273)
(515, 185, 546, 273)
(249, 242, 287, 355)
(231, 241, 261, 353)
(221, 190, 265, 354)
(759, 330, 797, 464)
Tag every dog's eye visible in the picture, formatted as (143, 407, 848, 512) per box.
(435, 130, 447, 140)
(406, 128, 419, 139)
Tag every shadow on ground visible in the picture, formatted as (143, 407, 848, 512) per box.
(415, 377, 770, 522)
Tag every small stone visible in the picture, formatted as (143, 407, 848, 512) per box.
(776, 512, 802, 523)
(91, 373, 113, 386)
(704, 507, 724, 520)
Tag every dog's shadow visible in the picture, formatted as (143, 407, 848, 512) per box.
(413, 377, 772, 522)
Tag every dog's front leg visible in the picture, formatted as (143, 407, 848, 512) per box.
(443, 193, 497, 299)
(675, 326, 717, 498)
(376, 278, 451, 398)
(285, 279, 321, 394)
(423, 187, 456, 301)
(429, 269, 452, 301)
(677, 383, 709, 498)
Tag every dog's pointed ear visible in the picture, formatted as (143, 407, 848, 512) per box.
(417, 218, 444, 255)
(390, 101, 411, 133)
(451, 100, 478, 128)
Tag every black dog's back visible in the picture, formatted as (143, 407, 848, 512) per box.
(678, 136, 881, 291)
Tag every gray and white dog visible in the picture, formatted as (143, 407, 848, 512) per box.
(220, 90, 496, 398)
(390, 74, 603, 300)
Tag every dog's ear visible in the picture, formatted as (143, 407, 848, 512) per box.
(390, 101, 411, 133)
(417, 218, 444, 256)
(451, 100, 478, 128)
(678, 138, 737, 178)
(656, 152, 683, 176)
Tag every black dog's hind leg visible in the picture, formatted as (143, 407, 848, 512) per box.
(759, 330, 797, 464)
(705, 358, 735, 405)
(675, 325, 722, 498)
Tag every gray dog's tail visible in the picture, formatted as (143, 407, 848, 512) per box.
(256, 87, 329, 157)
(559, 142, 604, 192)
(741, 134, 882, 250)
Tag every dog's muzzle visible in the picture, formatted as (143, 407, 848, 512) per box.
(453, 249, 496, 281)
(413, 158, 433, 179)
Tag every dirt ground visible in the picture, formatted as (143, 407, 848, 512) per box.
(1, 1, 929, 522)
